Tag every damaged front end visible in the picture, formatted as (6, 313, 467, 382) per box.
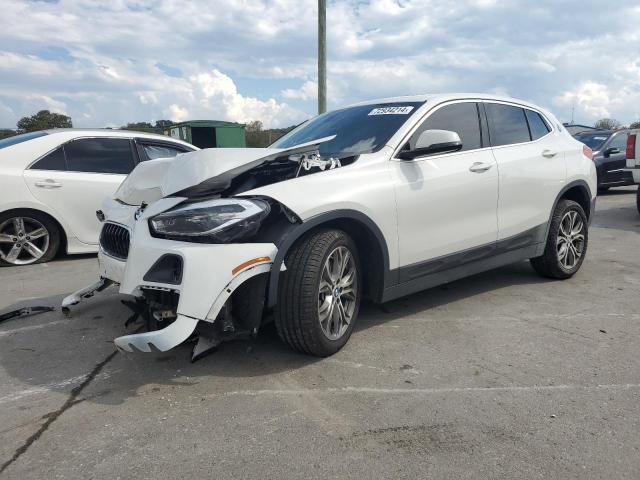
(63, 135, 349, 361)
(117, 270, 268, 361)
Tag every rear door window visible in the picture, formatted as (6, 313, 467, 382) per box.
(65, 138, 135, 174)
(31, 146, 66, 170)
(525, 110, 550, 140)
(486, 103, 531, 146)
(408, 102, 482, 152)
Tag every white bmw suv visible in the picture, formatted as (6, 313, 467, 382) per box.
(64, 94, 597, 360)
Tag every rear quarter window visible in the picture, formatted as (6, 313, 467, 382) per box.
(31, 146, 66, 170)
(525, 110, 551, 140)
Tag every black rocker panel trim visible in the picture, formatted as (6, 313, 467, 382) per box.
(382, 243, 542, 303)
(397, 224, 546, 284)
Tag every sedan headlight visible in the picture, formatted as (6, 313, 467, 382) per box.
(149, 198, 270, 243)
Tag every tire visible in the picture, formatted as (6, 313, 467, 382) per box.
(274, 229, 361, 357)
(597, 186, 609, 194)
(0, 211, 60, 267)
(636, 185, 640, 215)
(530, 200, 588, 279)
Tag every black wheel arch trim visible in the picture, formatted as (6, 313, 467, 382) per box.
(265, 209, 392, 307)
(545, 180, 593, 241)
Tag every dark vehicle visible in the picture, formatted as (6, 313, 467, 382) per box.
(575, 130, 635, 192)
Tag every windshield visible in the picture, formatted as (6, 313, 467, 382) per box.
(272, 102, 424, 157)
(0, 131, 48, 150)
(575, 133, 610, 151)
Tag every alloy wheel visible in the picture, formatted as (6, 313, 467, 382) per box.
(556, 210, 585, 270)
(318, 246, 358, 340)
(0, 217, 50, 265)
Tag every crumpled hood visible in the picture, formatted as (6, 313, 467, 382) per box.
(114, 136, 334, 205)
(115, 148, 286, 204)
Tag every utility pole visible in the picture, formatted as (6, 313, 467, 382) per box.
(571, 105, 575, 124)
(318, 0, 327, 114)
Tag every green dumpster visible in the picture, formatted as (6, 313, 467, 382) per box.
(164, 120, 246, 148)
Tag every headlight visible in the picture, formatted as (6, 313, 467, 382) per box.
(149, 198, 270, 243)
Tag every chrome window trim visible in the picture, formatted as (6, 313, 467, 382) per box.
(391, 98, 556, 162)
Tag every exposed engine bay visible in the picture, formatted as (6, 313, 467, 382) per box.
(180, 148, 357, 199)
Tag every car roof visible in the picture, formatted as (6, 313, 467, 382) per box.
(347, 93, 545, 110)
(41, 128, 195, 148)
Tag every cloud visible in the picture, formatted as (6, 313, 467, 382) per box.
(0, 0, 639, 128)
(0, 102, 16, 128)
(282, 81, 318, 101)
(554, 82, 612, 119)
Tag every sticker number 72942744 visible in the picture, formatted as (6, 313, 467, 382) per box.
(368, 106, 414, 115)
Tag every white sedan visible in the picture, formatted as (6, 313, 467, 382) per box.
(0, 129, 196, 266)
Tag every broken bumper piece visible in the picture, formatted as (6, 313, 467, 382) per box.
(114, 314, 198, 352)
(61, 278, 114, 314)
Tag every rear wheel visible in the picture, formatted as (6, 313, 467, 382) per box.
(0, 211, 60, 266)
(530, 200, 588, 279)
(274, 229, 361, 356)
(636, 185, 640, 215)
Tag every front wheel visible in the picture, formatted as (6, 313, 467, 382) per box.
(0, 212, 60, 266)
(274, 229, 361, 357)
(530, 199, 588, 279)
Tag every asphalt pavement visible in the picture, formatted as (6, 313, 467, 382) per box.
(1, 187, 639, 479)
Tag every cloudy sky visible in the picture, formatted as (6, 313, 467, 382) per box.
(0, 0, 639, 129)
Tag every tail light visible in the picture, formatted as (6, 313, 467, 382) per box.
(626, 134, 636, 159)
(582, 144, 593, 161)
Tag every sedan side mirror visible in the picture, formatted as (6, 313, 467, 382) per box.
(398, 129, 462, 160)
(604, 147, 620, 157)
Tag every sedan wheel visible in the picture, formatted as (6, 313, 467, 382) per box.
(0, 213, 59, 266)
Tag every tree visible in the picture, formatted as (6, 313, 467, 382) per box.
(17, 110, 72, 132)
(0, 129, 16, 140)
(121, 121, 155, 133)
(594, 118, 622, 130)
(629, 121, 640, 129)
(154, 120, 174, 129)
(246, 120, 263, 132)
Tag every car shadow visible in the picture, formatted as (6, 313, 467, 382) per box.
(0, 260, 552, 406)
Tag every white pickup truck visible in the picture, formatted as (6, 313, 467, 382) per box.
(625, 130, 640, 214)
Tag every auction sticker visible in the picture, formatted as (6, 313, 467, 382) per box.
(368, 106, 414, 115)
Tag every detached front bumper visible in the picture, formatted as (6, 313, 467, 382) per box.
(92, 200, 278, 353)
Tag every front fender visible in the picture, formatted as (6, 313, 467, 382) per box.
(263, 209, 392, 307)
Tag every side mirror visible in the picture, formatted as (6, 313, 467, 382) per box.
(604, 147, 620, 157)
(398, 129, 462, 160)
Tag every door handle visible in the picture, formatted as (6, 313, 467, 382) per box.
(469, 162, 492, 173)
(542, 149, 557, 158)
(34, 179, 62, 188)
